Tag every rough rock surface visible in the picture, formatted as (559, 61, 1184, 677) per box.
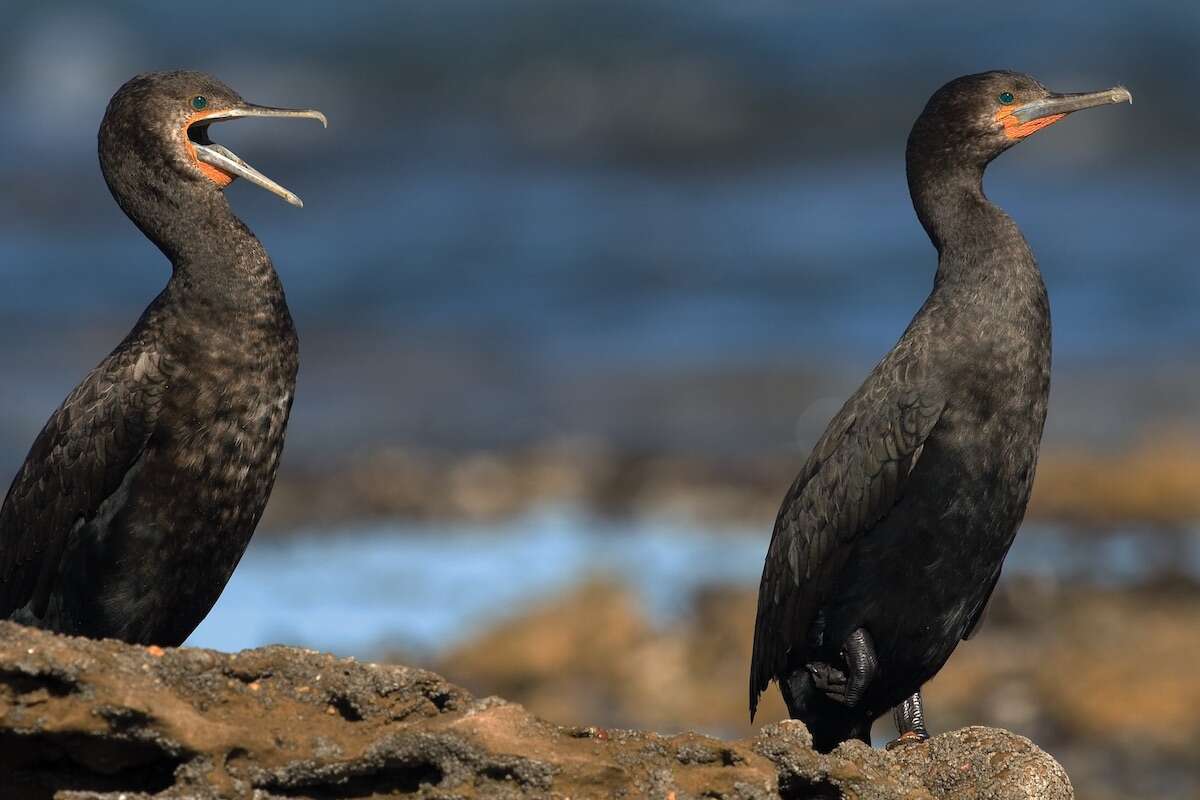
(0, 622, 1072, 799)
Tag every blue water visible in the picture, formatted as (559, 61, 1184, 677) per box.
(2, 154, 1197, 461)
(187, 509, 1200, 657)
(1, 7, 1197, 479)
(188, 508, 767, 656)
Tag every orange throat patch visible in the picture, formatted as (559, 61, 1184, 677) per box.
(182, 110, 235, 187)
(996, 108, 1066, 140)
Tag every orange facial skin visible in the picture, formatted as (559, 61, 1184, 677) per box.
(995, 107, 1066, 140)
(182, 108, 235, 187)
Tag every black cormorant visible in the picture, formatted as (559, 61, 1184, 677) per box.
(748, 72, 1130, 751)
(0, 71, 325, 645)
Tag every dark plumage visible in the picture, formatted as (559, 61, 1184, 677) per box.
(749, 71, 1130, 751)
(0, 71, 325, 645)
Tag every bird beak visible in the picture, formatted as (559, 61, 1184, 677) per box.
(187, 104, 328, 207)
(998, 86, 1131, 140)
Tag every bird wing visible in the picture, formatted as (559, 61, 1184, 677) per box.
(0, 343, 166, 618)
(749, 365, 944, 719)
(963, 570, 1001, 640)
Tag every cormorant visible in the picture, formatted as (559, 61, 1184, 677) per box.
(0, 71, 325, 645)
(748, 72, 1130, 751)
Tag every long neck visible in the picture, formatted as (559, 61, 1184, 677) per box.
(109, 176, 283, 315)
(906, 147, 1041, 289)
(906, 151, 985, 252)
(906, 145, 1050, 378)
(99, 129, 284, 307)
(159, 194, 281, 308)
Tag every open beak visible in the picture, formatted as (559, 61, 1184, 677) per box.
(187, 104, 327, 207)
(999, 86, 1131, 140)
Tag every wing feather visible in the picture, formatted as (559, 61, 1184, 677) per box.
(749, 357, 944, 719)
(0, 343, 165, 618)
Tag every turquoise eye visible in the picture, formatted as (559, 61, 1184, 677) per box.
(998, 92, 1015, 105)
(191, 96, 208, 111)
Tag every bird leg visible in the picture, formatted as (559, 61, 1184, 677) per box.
(807, 627, 877, 708)
(886, 690, 930, 749)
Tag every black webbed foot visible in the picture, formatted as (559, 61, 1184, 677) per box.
(806, 660, 849, 703)
(807, 627, 877, 708)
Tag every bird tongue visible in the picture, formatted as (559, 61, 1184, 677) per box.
(193, 142, 305, 208)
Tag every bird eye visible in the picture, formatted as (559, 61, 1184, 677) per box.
(998, 92, 1015, 105)
(191, 96, 208, 111)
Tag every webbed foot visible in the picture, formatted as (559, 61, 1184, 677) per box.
(806, 627, 877, 708)
(806, 660, 849, 703)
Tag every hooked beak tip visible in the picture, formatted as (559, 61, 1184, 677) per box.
(1008, 85, 1134, 128)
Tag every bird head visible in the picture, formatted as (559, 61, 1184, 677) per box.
(99, 71, 326, 215)
(909, 71, 1131, 166)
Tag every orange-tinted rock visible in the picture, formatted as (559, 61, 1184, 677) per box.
(0, 621, 1070, 799)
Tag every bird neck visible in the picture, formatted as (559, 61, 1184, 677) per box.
(116, 185, 283, 310)
(905, 152, 990, 252)
(100, 136, 278, 285)
(906, 152, 1042, 286)
(169, 209, 285, 313)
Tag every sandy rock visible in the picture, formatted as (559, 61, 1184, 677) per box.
(0, 622, 1071, 799)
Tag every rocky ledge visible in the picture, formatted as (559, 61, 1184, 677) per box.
(0, 622, 1071, 799)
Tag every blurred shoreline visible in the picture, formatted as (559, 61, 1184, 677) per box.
(261, 431, 1200, 534)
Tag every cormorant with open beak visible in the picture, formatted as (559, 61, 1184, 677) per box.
(0, 71, 326, 645)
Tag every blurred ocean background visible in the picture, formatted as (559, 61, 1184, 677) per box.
(1, 3, 1198, 798)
